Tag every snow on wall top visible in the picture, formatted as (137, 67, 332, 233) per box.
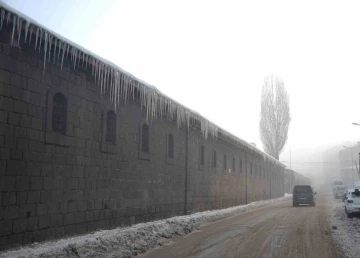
(0, 1, 284, 166)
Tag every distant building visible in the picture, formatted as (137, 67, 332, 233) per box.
(338, 143, 360, 188)
(322, 145, 342, 188)
(284, 169, 311, 193)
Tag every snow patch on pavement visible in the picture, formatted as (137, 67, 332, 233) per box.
(0, 196, 290, 258)
(328, 196, 360, 258)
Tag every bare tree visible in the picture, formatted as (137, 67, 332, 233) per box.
(260, 76, 291, 160)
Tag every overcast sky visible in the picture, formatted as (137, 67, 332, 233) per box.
(4, 0, 360, 159)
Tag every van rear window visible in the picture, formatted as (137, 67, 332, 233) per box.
(294, 186, 311, 193)
(336, 185, 347, 190)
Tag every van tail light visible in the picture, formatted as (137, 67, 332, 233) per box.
(347, 200, 354, 203)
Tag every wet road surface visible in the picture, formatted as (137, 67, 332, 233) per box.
(139, 194, 338, 258)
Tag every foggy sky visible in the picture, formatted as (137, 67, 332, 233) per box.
(4, 0, 360, 159)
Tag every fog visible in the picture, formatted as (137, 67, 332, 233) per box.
(5, 0, 360, 187)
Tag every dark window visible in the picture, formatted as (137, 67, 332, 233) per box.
(52, 93, 67, 135)
(212, 150, 217, 168)
(232, 157, 235, 172)
(223, 154, 227, 170)
(250, 163, 252, 175)
(168, 134, 174, 158)
(239, 159, 242, 173)
(106, 110, 116, 144)
(255, 165, 257, 177)
(200, 145, 205, 165)
(141, 124, 149, 153)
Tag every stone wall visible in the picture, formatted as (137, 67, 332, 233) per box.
(0, 24, 284, 250)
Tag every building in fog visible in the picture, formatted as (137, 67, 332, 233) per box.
(338, 143, 360, 187)
(322, 145, 342, 188)
(284, 169, 311, 193)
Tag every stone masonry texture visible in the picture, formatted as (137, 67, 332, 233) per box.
(0, 23, 284, 250)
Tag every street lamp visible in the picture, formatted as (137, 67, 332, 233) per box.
(352, 122, 360, 183)
(343, 145, 355, 188)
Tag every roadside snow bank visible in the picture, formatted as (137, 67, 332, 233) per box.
(328, 197, 360, 258)
(0, 195, 290, 258)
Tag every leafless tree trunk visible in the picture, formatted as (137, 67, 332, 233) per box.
(260, 76, 291, 160)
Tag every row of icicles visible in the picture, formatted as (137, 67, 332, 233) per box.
(0, 5, 280, 165)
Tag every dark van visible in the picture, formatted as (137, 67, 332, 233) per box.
(293, 185, 316, 206)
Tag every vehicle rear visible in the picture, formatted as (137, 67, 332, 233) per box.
(345, 189, 360, 218)
(293, 185, 315, 206)
(331, 179, 344, 189)
(334, 185, 347, 198)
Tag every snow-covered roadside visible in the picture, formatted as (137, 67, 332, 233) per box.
(328, 196, 360, 258)
(0, 195, 291, 258)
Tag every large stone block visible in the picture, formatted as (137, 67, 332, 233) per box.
(0, 221, 12, 236)
(2, 192, 16, 206)
(15, 176, 30, 191)
(8, 112, 19, 125)
(37, 215, 50, 229)
(0, 176, 15, 191)
(0, 110, 7, 123)
(7, 160, 26, 176)
(0, 96, 14, 111)
(4, 206, 19, 220)
(0, 123, 13, 137)
(12, 218, 28, 233)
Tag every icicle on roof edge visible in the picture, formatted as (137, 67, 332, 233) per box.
(0, 1, 284, 167)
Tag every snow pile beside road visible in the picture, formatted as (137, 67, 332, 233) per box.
(0, 195, 290, 258)
(328, 197, 360, 258)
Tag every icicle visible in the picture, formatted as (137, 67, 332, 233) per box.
(73, 48, 78, 69)
(65, 44, 70, 63)
(61, 42, 66, 70)
(81, 52, 84, 67)
(11, 15, 16, 45)
(43, 32, 48, 71)
(38, 29, 43, 53)
(85, 54, 89, 69)
(28, 25, 33, 45)
(24, 21, 30, 43)
(6, 12, 10, 25)
(35, 27, 39, 50)
(16, 16, 22, 44)
(114, 72, 119, 110)
(57, 40, 62, 61)
(48, 35, 53, 64)
(0, 9, 5, 31)
(53, 38, 57, 63)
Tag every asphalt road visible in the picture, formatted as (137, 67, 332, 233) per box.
(139, 194, 338, 258)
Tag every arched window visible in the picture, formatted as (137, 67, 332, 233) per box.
(168, 134, 174, 158)
(223, 154, 227, 170)
(232, 157, 235, 172)
(106, 111, 116, 144)
(212, 150, 217, 168)
(141, 124, 149, 153)
(200, 145, 205, 166)
(52, 93, 67, 135)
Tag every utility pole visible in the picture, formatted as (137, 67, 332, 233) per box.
(351, 151, 355, 188)
(290, 146, 292, 170)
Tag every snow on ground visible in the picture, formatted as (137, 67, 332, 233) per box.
(328, 196, 360, 258)
(0, 195, 291, 258)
